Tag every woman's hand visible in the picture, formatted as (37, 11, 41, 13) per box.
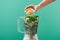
(24, 0, 55, 15)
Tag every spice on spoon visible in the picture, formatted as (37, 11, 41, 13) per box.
(25, 6, 35, 15)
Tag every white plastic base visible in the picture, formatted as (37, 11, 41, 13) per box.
(23, 34, 39, 40)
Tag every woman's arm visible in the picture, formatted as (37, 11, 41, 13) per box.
(36, 0, 55, 11)
(25, 0, 55, 15)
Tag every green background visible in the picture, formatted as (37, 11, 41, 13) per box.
(0, 0, 60, 40)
